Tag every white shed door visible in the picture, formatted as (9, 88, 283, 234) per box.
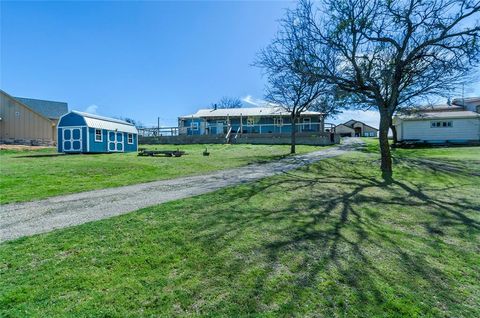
(108, 131, 124, 152)
(63, 128, 82, 152)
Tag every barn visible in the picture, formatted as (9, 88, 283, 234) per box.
(57, 111, 138, 153)
(0, 90, 68, 145)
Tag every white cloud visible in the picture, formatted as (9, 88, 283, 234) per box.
(84, 104, 98, 114)
(329, 109, 380, 129)
(241, 95, 273, 107)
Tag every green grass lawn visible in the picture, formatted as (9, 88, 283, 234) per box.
(0, 144, 324, 204)
(1, 146, 479, 317)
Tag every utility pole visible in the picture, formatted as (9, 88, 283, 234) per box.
(157, 117, 160, 137)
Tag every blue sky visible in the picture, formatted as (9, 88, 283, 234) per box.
(1, 1, 479, 128)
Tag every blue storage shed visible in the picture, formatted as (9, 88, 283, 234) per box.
(57, 111, 138, 153)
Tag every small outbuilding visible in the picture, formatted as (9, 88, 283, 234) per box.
(335, 120, 379, 137)
(57, 111, 138, 153)
(393, 97, 480, 144)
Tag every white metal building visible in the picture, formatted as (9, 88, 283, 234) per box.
(394, 97, 480, 143)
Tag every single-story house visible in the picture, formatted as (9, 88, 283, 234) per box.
(58, 111, 138, 153)
(178, 107, 325, 136)
(393, 97, 480, 144)
(335, 120, 378, 137)
(0, 90, 68, 145)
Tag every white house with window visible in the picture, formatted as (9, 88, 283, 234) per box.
(393, 97, 480, 144)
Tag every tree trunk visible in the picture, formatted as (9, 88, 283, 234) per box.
(390, 123, 398, 145)
(379, 111, 393, 183)
(291, 114, 297, 154)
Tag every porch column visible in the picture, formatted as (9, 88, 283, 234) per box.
(240, 113, 243, 134)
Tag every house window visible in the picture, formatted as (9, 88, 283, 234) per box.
(191, 122, 199, 130)
(431, 121, 452, 128)
(247, 117, 255, 126)
(303, 118, 311, 130)
(95, 129, 102, 142)
(274, 117, 283, 127)
(127, 133, 134, 144)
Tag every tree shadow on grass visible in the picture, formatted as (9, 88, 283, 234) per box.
(13, 153, 66, 158)
(190, 157, 480, 316)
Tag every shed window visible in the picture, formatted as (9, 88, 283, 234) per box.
(127, 133, 134, 144)
(95, 129, 102, 142)
(430, 121, 452, 128)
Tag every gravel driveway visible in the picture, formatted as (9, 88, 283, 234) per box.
(0, 139, 362, 243)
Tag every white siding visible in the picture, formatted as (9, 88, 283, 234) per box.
(399, 118, 480, 141)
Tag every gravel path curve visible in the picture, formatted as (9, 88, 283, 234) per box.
(0, 139, 362, 242)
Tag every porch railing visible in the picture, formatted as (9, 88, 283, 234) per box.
(138, 122, 337, 137)
(186, 122, 328, 135)
(138, 126, 179, 137)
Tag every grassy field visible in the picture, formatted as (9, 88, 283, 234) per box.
(0, 144, 324, 204)
(1, 145, 479, 317)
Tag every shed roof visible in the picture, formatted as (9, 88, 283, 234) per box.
(396, 110, 480, 120)
(68, 111, 138, 134)
(14, 97, 68, 119)
(179, 107, 323, 118)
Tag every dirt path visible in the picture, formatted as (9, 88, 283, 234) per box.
(0, 139, 363, 243)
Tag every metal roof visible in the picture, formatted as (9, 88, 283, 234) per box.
(452, 97, 480, 106)
(340, 119, 379, 131)
(396, 111, 480, 120)
(14, 97, 68, 119)
(418, 104, 464, 111)
(179, 107, 323, 118)
(71, 111, 138, 134)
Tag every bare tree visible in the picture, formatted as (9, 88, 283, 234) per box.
(289, 0, 480, 181)
(255, 8, 336, 154)
(115, 117, 144, 128)
(310, 86, 347, 119)
(212, 96, 243, 109)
